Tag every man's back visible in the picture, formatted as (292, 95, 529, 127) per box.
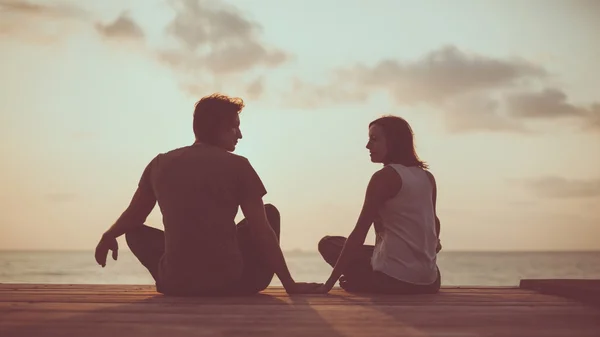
(140, 143, 266, 292)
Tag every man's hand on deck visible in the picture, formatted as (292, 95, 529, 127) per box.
(95, 234, 119, 267)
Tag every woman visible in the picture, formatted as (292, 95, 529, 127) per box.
(318, 115, 442, 294)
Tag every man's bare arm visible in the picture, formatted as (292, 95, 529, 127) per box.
(95, 185, 156, 267)
(239, 195, 295, 289)
(104, 186, 156, 239)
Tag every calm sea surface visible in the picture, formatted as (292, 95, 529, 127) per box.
(2, 251, 599, 286)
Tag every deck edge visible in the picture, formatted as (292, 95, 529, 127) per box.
(520, 279, 600, 307)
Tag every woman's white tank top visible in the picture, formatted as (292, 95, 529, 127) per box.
(370, 164, 439, 285)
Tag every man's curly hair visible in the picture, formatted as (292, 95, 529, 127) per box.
(193, 93, 245, 145)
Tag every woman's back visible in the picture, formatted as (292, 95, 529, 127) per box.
(371, 164, 438, 285)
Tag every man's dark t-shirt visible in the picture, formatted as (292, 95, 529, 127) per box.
(137, 143, 267, 293)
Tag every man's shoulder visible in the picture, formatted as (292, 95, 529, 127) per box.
(159, 145, 251, 166)
(206, 147, 251, 164)
(160, 145, 193, 156)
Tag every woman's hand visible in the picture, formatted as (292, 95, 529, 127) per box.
(316, 277, 338, 294)
(316, 283, 334, 294)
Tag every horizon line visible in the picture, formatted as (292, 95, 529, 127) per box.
(1, 249, 599, 254)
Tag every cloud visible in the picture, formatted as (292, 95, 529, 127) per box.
(284, 45, 547, 131)
(0, 0, 87, 42)
(567, 0, 600, 14)
(157, 0, 291, 95)
(44, 193, 78, 203)
(286, 45, 600, 134)
(504, 88, 600, 132)
(443, 94, 529, 133)
(292, 45, 546, 107)
(160, 0, 289, 75)
(166, 0, 252, 50)
(521, 176, 600, 199)
(95, 12, 144, 40)
(507, 88, 590, 119)
(0, 0, 84, 17)
(95, 0, 290, 98)
(585, 106, 600, 131)
(283, 45, 547, 109)
(246, 77, 264, 99)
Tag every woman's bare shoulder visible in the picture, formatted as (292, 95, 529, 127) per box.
(371, 166, 402, 195)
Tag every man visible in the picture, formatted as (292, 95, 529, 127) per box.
(95, 93, 321, 296)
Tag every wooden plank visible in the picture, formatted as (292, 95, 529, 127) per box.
(0, 284, 599, 337)
(0, 288, 585, 307)
(0, 284, 516, 291)
(0, 292, 579, 306)
(1, 307, 599, 337)
(1, 302, 599, 337)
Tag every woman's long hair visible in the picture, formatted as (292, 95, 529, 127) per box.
(369, 116, 428, 169)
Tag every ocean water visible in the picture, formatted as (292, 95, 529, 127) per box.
(1, 251, 599, 286)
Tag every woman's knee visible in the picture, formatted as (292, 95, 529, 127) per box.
(318, 236, 347, 264)
(318, 235, 344, 256)
(318, 236, 333, 256)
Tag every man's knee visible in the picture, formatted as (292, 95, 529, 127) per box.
(264, 203, 279, 219)
(125, 226, 144, 251)
(125, 231, 136, 250)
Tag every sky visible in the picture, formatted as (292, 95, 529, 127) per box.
(1, 0, 599, 252)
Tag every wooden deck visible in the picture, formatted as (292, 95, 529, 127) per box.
(1, 284, 599, 337)
(520, 279, 600, 307)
